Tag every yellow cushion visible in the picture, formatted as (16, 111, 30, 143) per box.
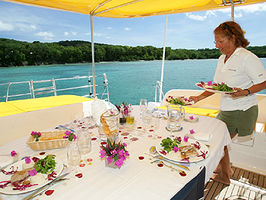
(0, 102, 25, 117)
(157, 106, 219, 118)
(0, 95, 92, 117)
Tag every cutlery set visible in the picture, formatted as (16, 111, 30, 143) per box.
(23, 172, 70, 200)
(145, 145, 190, 174)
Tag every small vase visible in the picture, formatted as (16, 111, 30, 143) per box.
(105, 159, 118, 169)
(119, 117, 126, 124)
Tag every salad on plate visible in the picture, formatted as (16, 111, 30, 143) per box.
(157, 136, 209, 163)
(196, 81, 236, 93)
(0, 154, 63, 194)
(165, 96, 194, 106)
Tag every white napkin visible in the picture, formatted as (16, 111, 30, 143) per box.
(147, 102, 161, 113)
(193, 132, 212, 142)
(0, 155, 13, 169)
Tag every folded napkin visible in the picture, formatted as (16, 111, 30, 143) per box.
(193, 132, 212, 142)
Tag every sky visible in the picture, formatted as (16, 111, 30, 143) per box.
(0, 1, 266, 50)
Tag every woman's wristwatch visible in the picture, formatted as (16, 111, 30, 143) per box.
(244, 89, 251, 96)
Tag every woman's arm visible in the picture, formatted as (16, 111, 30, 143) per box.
(189, 90, 214, 103)
(230, 80, 266, 98)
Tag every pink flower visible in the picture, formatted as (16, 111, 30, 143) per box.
(189, 116, 194, 120)
(64, 130, 76, 141)
(11, 150, 17, 157)
(173, 146, 179, 153)
(176, 137, 182, 143)
(100, 149, 106, 158)
(64, 130, 71, 136)
(106, 156, 113, 164)
(25, 157, 31, 164)
(125, 151, 129, 157)
(207, 81, 212, 86)
(189, 129, 195, 134)
(115, 158, 124, 169)
(28, 169, 37, 176)
(184, 136, 189, 142)
(31, 131, 42, 142)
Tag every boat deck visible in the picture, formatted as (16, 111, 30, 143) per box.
(204, 166, 266, 200)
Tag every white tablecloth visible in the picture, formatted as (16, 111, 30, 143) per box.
(0, 105, 231, 200)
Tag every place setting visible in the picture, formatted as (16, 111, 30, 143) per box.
(0, 125, 95, 199)
(0, 150, 70, 200)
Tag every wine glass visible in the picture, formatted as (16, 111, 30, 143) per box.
(139, 99, 148, 119)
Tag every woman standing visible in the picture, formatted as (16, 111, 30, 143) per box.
(190, 21, 266, 185)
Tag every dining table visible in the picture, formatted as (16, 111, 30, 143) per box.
(0, 104, 231, 200)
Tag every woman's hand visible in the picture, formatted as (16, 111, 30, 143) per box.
(228, 88, 248, 97)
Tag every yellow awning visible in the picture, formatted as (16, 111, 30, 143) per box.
(3, 0, 266, 18)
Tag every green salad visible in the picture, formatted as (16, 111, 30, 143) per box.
(212, 83, 234, 92)
(34, 154, 56, 174)
(168, 98, 186, 106)
(160, 137, 181, 153)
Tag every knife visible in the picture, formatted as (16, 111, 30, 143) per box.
(56, 125, 75, 132)
(23, 172, 69, 200)
(156, 156, 190, 171)
(145, 153, 190, 171)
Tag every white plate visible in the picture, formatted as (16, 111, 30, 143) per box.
(195, 82, 236, 94)
(0, 156, 63, 195)
(156, 139, 209, 163)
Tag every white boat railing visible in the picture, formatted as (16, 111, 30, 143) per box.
(154, 80, 164, 103)
(0, 73, 109, 102)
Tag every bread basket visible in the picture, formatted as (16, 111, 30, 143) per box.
(27, 130, 69, 150)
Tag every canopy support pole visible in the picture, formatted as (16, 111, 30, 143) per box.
(231, 3, 235, 21)
(90, 15, 96, 98)
(159, 15, 168, 102)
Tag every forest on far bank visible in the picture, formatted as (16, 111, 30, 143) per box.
(0, 38, 266, 67)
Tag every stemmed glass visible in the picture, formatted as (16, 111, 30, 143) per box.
(139, 99, 148, 119)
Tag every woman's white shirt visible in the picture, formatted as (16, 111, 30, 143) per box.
(214, 47, 266, 111)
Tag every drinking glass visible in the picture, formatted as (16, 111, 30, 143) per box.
(139, 99, 148, 118)
(77, 131, 92, 159)
(67, 141, 81, 169)
(142, 111, 152, 132)
(166, 105, 183, 132)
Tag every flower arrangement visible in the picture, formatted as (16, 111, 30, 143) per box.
(100, 139, 129, 169)
(63, 130, 77, 141)
(31, 131, 42, 142)
(115, 102, 132, 118)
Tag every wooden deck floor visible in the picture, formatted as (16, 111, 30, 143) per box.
(204, 166, 266, 200)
